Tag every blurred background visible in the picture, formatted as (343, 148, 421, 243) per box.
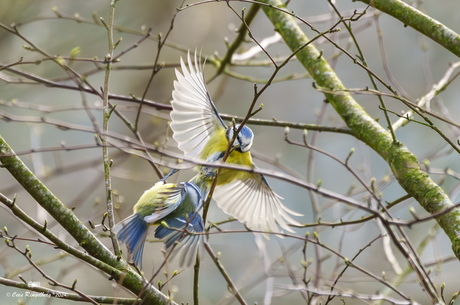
(1, 0, 460, 304)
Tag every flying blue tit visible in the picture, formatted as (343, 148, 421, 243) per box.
(113, 181, 205, 268)
(170, 51, 303, 234)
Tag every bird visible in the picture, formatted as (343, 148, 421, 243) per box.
(169, 51, 303, 235)
(113, 181, 205, 268)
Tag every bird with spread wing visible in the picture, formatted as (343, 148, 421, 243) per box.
(169, 51, 303, 234)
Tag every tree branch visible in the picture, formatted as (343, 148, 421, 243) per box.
(257, 0, 460, 272)
(358, 0, 460, 57)
(0, 135, 176, 305)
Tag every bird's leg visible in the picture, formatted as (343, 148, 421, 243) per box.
(161, 168, 179, 182)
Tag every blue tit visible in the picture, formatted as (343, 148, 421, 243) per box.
(170, 51, 303, 234)
(113, 181, 205, 268)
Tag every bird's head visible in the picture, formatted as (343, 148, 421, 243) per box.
(181, 182, 203, 209)
(226, 124, 254, 153)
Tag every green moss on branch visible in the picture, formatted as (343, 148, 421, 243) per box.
(257, 0, 460, 260)
(359, 0, 460, 57)
(0, 135, 175, 305)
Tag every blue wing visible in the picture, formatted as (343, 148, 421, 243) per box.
(154, 213, 205, 267)
(170, 51, 226, 158)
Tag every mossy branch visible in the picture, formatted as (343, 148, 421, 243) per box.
(257, 0, 460, 260)
(358, 0, 460, 57)
(0, 134, 176, 305)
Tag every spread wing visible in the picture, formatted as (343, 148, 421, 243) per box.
(170, 51, 226, 159)
(155, 213, 205, 267)
(213, 173, 303, 234)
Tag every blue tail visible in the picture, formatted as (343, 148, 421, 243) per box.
(155, 213, 205, 267)
(113, 213, 148, 268)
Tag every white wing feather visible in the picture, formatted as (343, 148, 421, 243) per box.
(170, 52, 225, 158)
(170, 52, 303, 234)
(213, 177, 303, 234)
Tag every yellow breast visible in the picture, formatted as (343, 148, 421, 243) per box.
(199, 128, 228, 160)
(199, 128, 253, 186)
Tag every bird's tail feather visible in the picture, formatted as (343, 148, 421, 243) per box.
(113, 213, 148, 268)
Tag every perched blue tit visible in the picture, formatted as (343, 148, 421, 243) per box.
(170, 52, 303, 234)
(113, 181, 205, 268)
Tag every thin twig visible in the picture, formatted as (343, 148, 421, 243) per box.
(101, 1, 121, 256)
(204, 242, 248, 305)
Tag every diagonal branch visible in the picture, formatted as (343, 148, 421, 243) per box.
(358, 0, 460, 57)
(0, 135, 176, 305)
(0, 277, 136, 304)
(257, 0, 460, 302)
